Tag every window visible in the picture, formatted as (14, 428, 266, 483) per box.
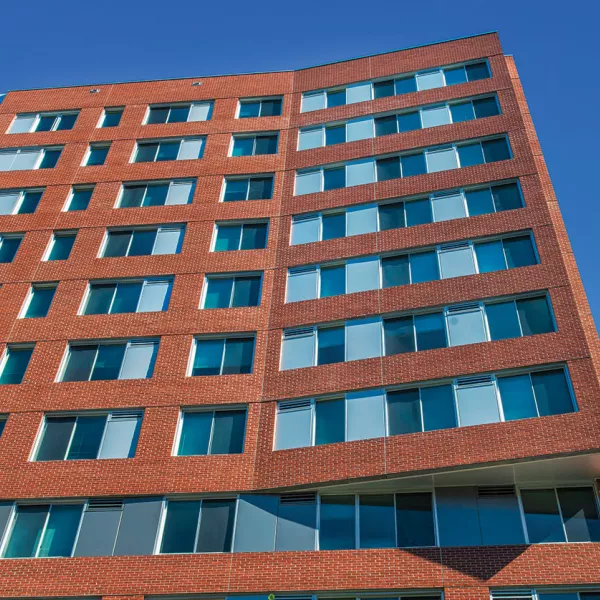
(0, 346, 34, 384)
(0, 234, 23, 263)
(0, 188, 43, 215)
(84, 144, 110, 166)
(34, 411, 142, 460)
(202, 274, 262, 308)
(60, 340, 159, 382)
(20, 284, 57, 318)
(82, 278, 173, 315)
(98, 108, 123, 128)
(0, 146, 62, 171)
(9, 112, 78, 133)
(492, 590, 600, 599)
(298, 95, 500, 150)
(275, 366, 574, 450)
(294, 136, 512, 195)
(177, 409, 246, 455)
(133, 137, 205, 162)
(238, 97, 283, 118)
(101, 226, 184, 257)
(145, 102, 213, 124)
(0, 417, 6, 438)
(160, 498, 236, 553)
(213, 222, 268, 251)
(118, 180, 195, 208)
(44, 231, 77, 261)
(64, 186, 94, 212)
(222, 175, 274, 201)
(300, 61, 491, 112)
(231, 133, 278, 156)
(190, 336, 255, 376)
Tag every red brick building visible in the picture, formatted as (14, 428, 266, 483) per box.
(0, 31, 597, 600)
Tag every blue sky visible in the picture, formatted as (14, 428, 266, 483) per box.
(2, 0, 599, 327)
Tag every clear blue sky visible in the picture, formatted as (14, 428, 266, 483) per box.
(2, 0, 599, 328)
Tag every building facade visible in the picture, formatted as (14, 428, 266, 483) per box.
(0, 31, 598, 600)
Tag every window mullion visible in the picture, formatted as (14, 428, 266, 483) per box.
(65, 416, 80, 459)
(192, 499, 203, 553)
(554, 487, 569, 541)
(207, 411, 216, 455)
(96, 414, 110, 458)
(528, 373, 541, 417)
(107, 284, 118, 315)
(229, 278, 236, 308)
(116, 342, 131, 380)
(219, 340, 227, 375)
(35, 506, 52, 557)
(88, 345, 101, 382)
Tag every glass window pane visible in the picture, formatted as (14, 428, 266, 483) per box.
(298, 128, 323, 151)
(119, 341, 157, 380)
(319, 496, 355, 550)
(498, 374, 538, 421)
(387, 388, 421, 435)
(167, 106, 190, 123)
(192, 340, 224, 376)
(211, 410, 246, 454)
(224, 179, 249, 202)
(322, 213, 345, 240)
(396, 492, 435, 547)
(382, 254, 410, 288)
(492, 183, 522, 211)
(436, 486, 482, 547)
(346, 82, 371, 104)
(446, 308, 486, 346)
(222, 338, 254, 374)
(395, 76, 417, 95)
(323, 167, 345, 191)
(327, 89, 346, 107)
(521, 489, 566, 543)
(254, 135, 278, 155)
(486, 301, 521, 340)
(384, 316, 415, 355)
(346, 257, 379, 293)
(239, 102, 260, 118)
(56, 113, 78, 130)
(111, 282, 143, 313)
(85, 284, 115, 315)
(450, 101, 475, 123)
(276, 403, 312, 450)
(0, 237, 21, 263)
(142, 184, 169, 207)
(401, 152, 427, 177)
(457, 143, 484, 167)
(325, 125, 345, 146)
(287, 269, 318, 303)
(517, 297, 554, 335)
(38, 504, 82, 557)
(379, 202, 405, 231)
(178, 412, 212, 455)
(421, 384, 457, 431)
(147, 108, 168, 124)
(138, 280, 171, 313)
(432, 193, 467, 222)
(295, 171, 321, 196)
(4, 505, 49, 558)
(48, 235, 75, 260)
(374, 80, 394, 98)
(421, 106, 451, 128)
(375, 116, 398, 137)
(275, 498, 317, 551)
(359, 495, 395, 548)
(347, 389, 385, 441)
(19, 191, 42, 214)
(465, 188, 495, 216)
(0, 151, 17, 171)
(233, 495, 277, 553)
(415, 312, 446, 351)
(90, 344, 126, 380)
(466, 62, 490, 81)
(232, 276, 261, 307)
(376, 157, 401, 181)
(67, 415, 106, 459)
(36, 116, 55, 132)
(317, 327, 345, 365)
(215, 225, 241, 251)
(474, 97, 500, 119)
(483, 138, 511, 163)
(86, 147, 108, 166)
(69, 188, 93, 211)
(503, 236, 537, 268)
(532, 369, 573, 416)
(102, 110, 122, 127)
(410, 251, 439, 283)
(416, 71, 445, 90)
(0, 347, 33, 384)
(196, 499, 236, 552)
(405, 198, 432, 226)
(156, 141, 180, 161)
(478, 490, 525, 545)
(346, 318, 382, 362)
(398, 111, 421, 132)
(280, 331, 315, 371)
(10, 115, 36, 133)
(346, 158, 375, 187)
(62, 346, 97, 382)
(135, 143, 158, 163)
(36, 417, 76, 461)
(260, 99, 282, 116)
(160, 501, 200, 553)
(99, 414, 142, 459)
(456, 381, 500, 426)
(474, 240, 507, 273)
(248, 177, 273, 200)
(241, 223, 267, 249)
(439, 246, 476, 279)
(320, 265, 346, 298)
(426, 148, 458, 173)
(166, 180, 194, 205)
(153, 228, 182, 255)
(205, 278, 233, 309)
(302, 91, 325, 113)
(346, 204, 378, 237)
(315, 398, 345, 445)
(103, 232, 131, 258)
(128, 230, 156, 256)
(557, 487, 600, 542)
(24, 287, 56, 318)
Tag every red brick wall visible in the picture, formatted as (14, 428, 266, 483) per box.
(0, 31, 597, 599)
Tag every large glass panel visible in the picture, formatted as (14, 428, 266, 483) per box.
(346, 204, 378, 236)
(317, 327, 345, 365)
(387, 388, 421, 435)
(347, 389, 385, 441)
(439, 246, 476, 279)
(233, 495, 277, 552)
(241, 223, 267, 249)
(416, 71, 444, 90)
(396, 492, 435, 547)
(0, 347, 33, 384)
(280, 331, 315, 371)
(24, 287, 56, 318)
(67, 415, 106, 459)
(415, 312, 447, 350)
(90, 344, 126, 380)
(276, 403, 312, 450)
(521, 489, 566, 543)
(477, 490, 526, 545)
(295, 171, 321, 196)
(457, 143, 484, 167)
(446, 307, 487, 346)
(465, 188, 495, 216)
(346, 318, 382, 361)
(421, 384, 457, 431)
(38, 504, 82, 557)
(287, 269, 318, 303)
(557, 487, 600, 542)
(291, 216, 319, 245)
(492, 183, 522, 211)
(397, 111, 421, 132)
(531, 369, 574, 416)
(517, 297, 554, 335)
(315, 398, 345, 445)
(325, 125, 345, 146)
(474, 240, 507, 273)
(128, 230, 156, 256)
(421, 106, 451, 128)
(382, 255, 410, 288)
(319, 496, 355, 550)
(498, 374, 538, 420)
(346, 159, 375, 187)
(178, 412, 212, 455)
(384, 316, 415, 355)
(482, 138, 511, 162)
(222, 338, 254, 374)
(486, 301, 521, 341)
(205, 278, 233, 309)
(376, 157, 401, 181)
(503, 236, 537, 268)
(4, 505, 48, 557)
(298, 128, 323, 151)
(232, 276, 261, 307)
(323, 167, 345, 191)
(112, 282, 143, 313)
(432, 193, 466, 222)
(85, 284, 115, 315)
(61, 346, 96, 382)
(224, 179, 249, 201)
(346, 257, 379, 293)
(322, 213, 345, 240)
(211, 410, 246, 454)
(359, 495, 395, 548)
(275, 499, 317, 551)
(379, 202, 405, 231)
(436, 487, 482, 547)
(401, 152, 427, 177)
(456, 381, 500, 426)
(409, 251, 439, 284)
(160, 501, 200, 553)
(426, 147, 458, 173)
(192, 339, 225, 376)
(320, 265, 345, 298)
(36, 417, 76, 461)
(196, 499, 236, 552)
(302, 91, 325, 113)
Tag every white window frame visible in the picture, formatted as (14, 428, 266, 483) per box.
(0, 188, 44, 215)
(98, 225, 185, 258)
(42, 230, 77, 262)
(82, 143, 110, 167)
(200, 272, 263, 309)
(131, 137, 206, 163)
(211, 220, 269, 252)
(236, 96, 283, 119)
(143, 102, 214, 125)
(220, 174, 274, 202)
(18, 283, 58, 319)
(97, 107, 124, 129)
(187, 334, 256, 377)
(63, 185, 94, 212)
(115, 179, 196, 208)
(229, 132, 279, 157)
(8, 111, 79, 134)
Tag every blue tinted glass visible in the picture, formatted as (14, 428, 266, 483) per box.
(192, 339, 225, 376)
(557, 488, 600, 543)
(383, 317, 415, 355)
(128, 230, 156, 256)
(474, 240, 506, 273)
(325, 125, 346, 146)
(37, 504, 82, 557)
(315, 398, 345, 445)
(67, 415, 106, 459)
(482, 138, 511, 162)
(205, 278, 233, 308)
(39, 150, 61, 169)
(379, 202, 405, 230)
(239, 102, 260, 118)
(517, 297, 554, 335)
(359, 495, 395, 548)
(317, 327, 345, 365)
(215, 226, 241, 251)
(147, 108, 169, 124)
(111, 282, 143, 313)
(532, 370, 573, 416)
(87, 147, 108, 166)
(135, 144, 158, 162)
(0, 237, 21, 263)
(232, 137, 255, 157)
(211, 410, 246, 454)
(224, 179, 249, 202)
(395, 76, 417, 95)
(260, 99, 282, 116)
(84, 284, 115, 315)
(48, 235, 75, 260)
(492, 183, 522, 211)
(409, 251, 439, 283)
(161, 501, 200, 553)
(485, 301, 521, 340)
(324, 167, 345, 191)
(61, 346, 96, 382)
(396, 492, 436, 547)
(521, 489, 566, 543)
(178, 412, 212, 455)
(0, 348, 33, 384)
(457, 143, 484, 167)
(196, 499, 236, 552)
(387, 388, 421, 434)
(69, 189, 93, 211)
(320, 265, 345, 298)
(231, 276, 261, 307)
(373, 80, 395, 99)
(444, 66, 467, 85)
(327, 89, 346, 107)
(167, 106, 190, 123)
(90, 344, 126, 380)
(376, 157, 400, 181)
(120, 186, 145, 208)
(382, 255, 410, 288)
(241, 223, 268, 249)
(450, 102, 475, 123)
(248, 177, 273, 200)
(319, 496, 355, 550)
(498, 374, 538, 421)
(405, 198, 432, 226)
(35, 417, 75, 460)
(397, 111, 421, 132)
(222, 338, 254, 374)
(255, 135, 278, 155)
(156, 141, 180, 161)
(322, 213, 346, 240)
(4, 505, 49, 557)
(19, 191, 42, 214)
(375, 116, 398, 137)
(503, 236, 537, 268)
(465, 188, 495, 216)
(401, 153, 427, 177)
(466, 62, 490, 81)
(143, 184, 169, 207)
(473, 97, 500, 119)
(36, 116, 55, 131)
(24, 287, 55, 318)
(102, 110, 122, 127)
(421, 384, 457, 431)
(414, 312, 447, 350)
(56, 113, 77, 130)
(103, 232, 131, 258)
